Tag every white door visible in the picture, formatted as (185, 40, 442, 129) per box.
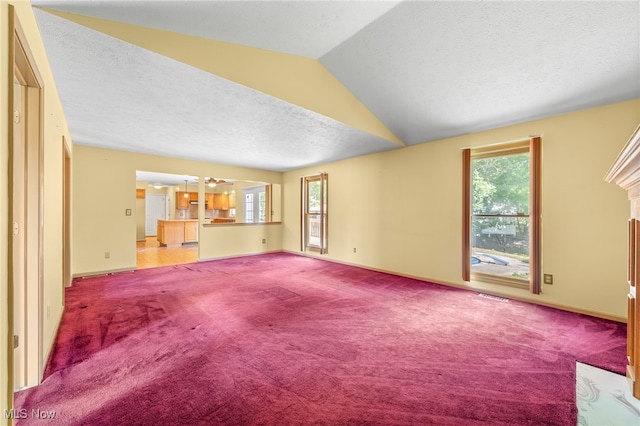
(145, 194, 166, 236)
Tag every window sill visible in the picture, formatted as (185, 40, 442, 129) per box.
(471, 272, 529, 289)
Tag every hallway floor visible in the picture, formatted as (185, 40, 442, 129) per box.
(136, 236, 197, 269)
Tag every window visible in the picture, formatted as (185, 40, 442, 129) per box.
(259, 191, 266, 222)
(463, 137, 541, 293)
(243, 185, 270, 223)
(244, 193, 254, 223)
(301, 173, 328, 254)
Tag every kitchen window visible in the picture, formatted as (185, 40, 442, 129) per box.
(243, 185, 269, 223)
(245, 193, 254, 223)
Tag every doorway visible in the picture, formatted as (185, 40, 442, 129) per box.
(136, 171, 199, 269)
(11, 13, 45, 390)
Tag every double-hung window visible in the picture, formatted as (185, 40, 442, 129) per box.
(463, 137, 541, 293)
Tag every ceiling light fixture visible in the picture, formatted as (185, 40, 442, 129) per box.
(206, 177, 232, 187)
(152, 183, 163, 189)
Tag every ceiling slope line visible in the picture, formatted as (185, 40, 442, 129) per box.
(39, 7, 406, 148)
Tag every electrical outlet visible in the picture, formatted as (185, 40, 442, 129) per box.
(105, 251, 110, 259)
(353, 248, 357, 253)
(262, 238, 266, 244)
(543, 274, 553, 285)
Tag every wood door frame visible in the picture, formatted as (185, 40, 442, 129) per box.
(300, 173, 328, 254)
(63, 138, 71, 288)
(9, 7, 45, 391)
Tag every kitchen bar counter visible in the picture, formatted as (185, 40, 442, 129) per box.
(202, 221, 282, 227)
(211, 218, 236, 224)
(157, 220, 198, 247)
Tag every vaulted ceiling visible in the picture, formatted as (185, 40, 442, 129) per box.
(32, 1, 639, 172)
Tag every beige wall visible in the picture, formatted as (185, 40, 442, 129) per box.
(283, 99, 640, 320)
(199, 223, 282, 261)
(73, 146, 282, 276)
(1, 0, 72, 421)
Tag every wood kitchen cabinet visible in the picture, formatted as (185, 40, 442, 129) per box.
(157, 220, 198, 247)
(176, 192, 189, 209)
(177, 192, 198, 209)
(184, 220, 198, 243)
(205, 193, 214, 209)
(157, 219, 165, 242)
(213, 193, 229, 210)
(136, 188, 146, 199)
(605, 124, 640, 399)
(204, 193, 230, 210)
(157, 220, 183, 247)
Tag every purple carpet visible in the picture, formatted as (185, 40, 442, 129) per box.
(15, 253, 626, 425)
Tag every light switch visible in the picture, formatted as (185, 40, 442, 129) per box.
(125, 209, 132, 216)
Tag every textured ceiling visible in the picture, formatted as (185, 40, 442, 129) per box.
(321, 1, 640, 144)
(31, 1, 640, 172)
(33, 8, 399, 172)
(31, 0, 401, 58)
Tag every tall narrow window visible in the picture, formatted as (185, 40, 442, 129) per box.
(463, 137, 541, 293)
(244, 193, 254, 223)
(301, 173, 328, 254)
(259, 191, 266, 222)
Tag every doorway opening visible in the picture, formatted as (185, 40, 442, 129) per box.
(135, 171, 198, 269)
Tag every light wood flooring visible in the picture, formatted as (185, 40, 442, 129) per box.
(136, 236, 198, 269)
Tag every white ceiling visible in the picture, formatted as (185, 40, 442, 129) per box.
(31, 1, 640, 172)
(32, 0, 401, 58)
(321, 1, 640, 144)
(136, 171, 198, 187)
(136, 171, 248, 187)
